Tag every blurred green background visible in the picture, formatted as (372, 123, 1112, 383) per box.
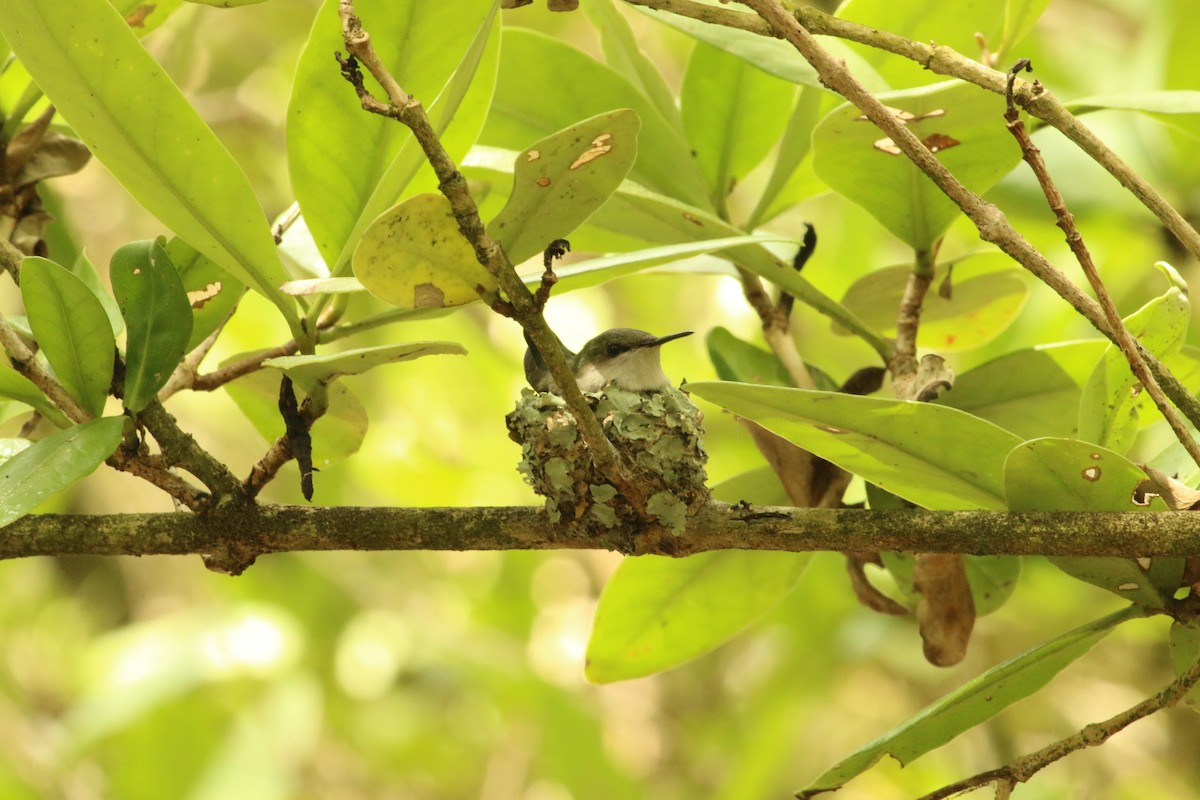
(3, 0, 1200, 797)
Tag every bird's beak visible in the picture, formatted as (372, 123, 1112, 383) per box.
(650, 330, 694, 348)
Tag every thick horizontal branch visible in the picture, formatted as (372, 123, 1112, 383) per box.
(5, 504, 1200, 571)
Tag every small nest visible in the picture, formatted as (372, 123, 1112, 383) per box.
(506, 386, 709, 535)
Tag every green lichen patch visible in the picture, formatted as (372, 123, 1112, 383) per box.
(506, 386, 709, 535)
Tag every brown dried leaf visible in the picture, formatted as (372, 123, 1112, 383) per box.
(1137, 466, 1200, 510)
(846, 552, 908, 616)
(739, 418, 850, 508)
(913, 553, 975, 666)
(11, 132, 91, 186)
(892, 353, 955, 402)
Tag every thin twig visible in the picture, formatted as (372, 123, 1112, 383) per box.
(623, 0, 1200, 262)
(191, 341, 301, 392)
(892, 248, 936, 378)
(0, 314, 91, 424)
(335, 1, 649, 509)
(137, 400, 245, 502)
(916, 654, 1200, 800)
(729, 0, 1200, 434)
(1002, 62, 1200, 472)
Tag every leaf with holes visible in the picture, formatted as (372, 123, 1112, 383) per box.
(111, 239, 194, 413)
(812, 81, 1023, 250)
(164, 237, 245, 351)
(1004, 436, 1178, 609)
(0, 416, 125, 528)
(354, 194, 497, 310)
(480, 28, 708, 205)
(687, 381, 1021, 510)
(488, 109, 641, 265)
(21, 257, 115, 417)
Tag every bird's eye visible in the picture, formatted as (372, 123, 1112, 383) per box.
(606, 343, 622, 358)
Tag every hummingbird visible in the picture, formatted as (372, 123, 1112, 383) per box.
(524, 328, 693, 393)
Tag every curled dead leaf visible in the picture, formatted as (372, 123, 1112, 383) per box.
(846, 552, 908, 616)
(1136, 465, 1200, 510)
(739, 418, 850, 508)
(893, 353, 955, 402)
(914, 553, 975, 667)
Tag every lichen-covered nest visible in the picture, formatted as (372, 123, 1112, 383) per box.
(506, 386, 709, 535)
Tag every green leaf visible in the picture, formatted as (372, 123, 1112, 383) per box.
(373, 12, 501, 225)
(0, 363, 69, 427)
(748, 87, 825, 227)
(586, 551, 811, 684)
(0, 416, 124, 528)
(705, 327, 794, 388)
(1169, 619, 1200, 711)
(0, 0, 298, 330)
(685, 381, 1022, 510)
(488, 109, 641, 265)
(797, 606, 1140, 798)
(184, 0, 268, 5)
(262, 342, 467, 386)
(110, 239, 194, 413)
(631, 5, 888, 92)
(480, 28, 709, 206)
(812, 81, 1023, 250)
(1003, 437, 1177, 608)
(69, 251, 123, 336)
(836, 0, 1050, 88)
(1078, 266, 1190, 452)
(353, 194, 496, 310)
(583, 0, 682, 128)
(939, 340, 1107, 439)
(680, 42, 795, 209)
(224, 366, 367, 468)
(287, 0, 498, 274)
(289, 235, 791, 303)
(164, 237, 246, 351)
(540, 235, 794, 295)
(466, 147, 886, 352)
(109, 0, 185, 34)
(21, 257, 115, 417)
(1064, 91, 1200, 139)
(585, 468, 809, 684)
(836, 252, 1029, 351)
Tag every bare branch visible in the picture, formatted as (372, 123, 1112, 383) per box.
(730, 0, 1200, 434)
(624, 0, 1200, 262)
(7, 504, 1200, 563)
(1002, 62, 1200, 472)
(917, 653, 1200, 800)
